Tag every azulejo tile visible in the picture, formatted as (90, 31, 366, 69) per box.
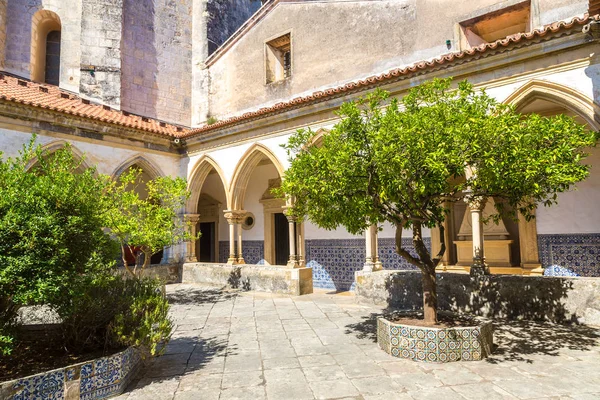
(377, 316, 493, 363)
(81, 362, 93, 379)
(538, 234, 600, 277)
(3, 347, 143, 400)
(305, 237, 430, 291)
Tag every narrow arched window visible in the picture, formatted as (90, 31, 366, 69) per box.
(44, 30, 61, 85)
(30, 10, 61, 85)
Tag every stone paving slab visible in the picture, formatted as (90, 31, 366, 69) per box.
(116, 284, 600, 400)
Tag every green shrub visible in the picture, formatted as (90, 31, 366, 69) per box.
(109, 278, 173, 356)
(0, 140, 118, 354)
(57, 276, 172, 356)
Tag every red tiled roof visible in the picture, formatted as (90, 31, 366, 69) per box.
(0, 73, 187, 137)
(0, 14, 595, 141)
(187, 13, 597, 139)
(591, 1, 600, 16)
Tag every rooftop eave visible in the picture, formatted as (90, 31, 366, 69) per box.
(186, 13, 597, 141)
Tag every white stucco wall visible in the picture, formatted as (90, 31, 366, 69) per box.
(197, 171, 229, 242)
(537, 146, 600, 235)
(0, 128, 180, 178)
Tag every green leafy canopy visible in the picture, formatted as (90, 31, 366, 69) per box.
(279, 78, 596, 266)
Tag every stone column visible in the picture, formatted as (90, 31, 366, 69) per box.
(184, 214, 200, 263)
(286, 214, 299, 268)
(518, 210, 543, 275)
(364, 225, 382, 272)
(224, 211, 238, 264)
(468, 197, 489, 275)
(237, 218, 245, 264)
(372, 225, 383, 271)
(297, 219, 306, 267)
(363, 226, 374, 272)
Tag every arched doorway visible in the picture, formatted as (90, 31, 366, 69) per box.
(186, 156, 229, 263)
(508, 81, 600, 276)
(433, 80, 600, 275)
(230, 144, 299, 266)
(112, 155, 165, 266)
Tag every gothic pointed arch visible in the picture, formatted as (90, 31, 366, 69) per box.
(504, 80, 600, 131)
(187, 155, 229, 213)
(309, 128, 329, 148)
(25, 140, 91, 172)
(111, 154, 164, 181)
(230, 143, 286, 210)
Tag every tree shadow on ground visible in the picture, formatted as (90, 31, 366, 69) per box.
(122, 285, 242, 394)
(344, 312, 600, 364)
(121, 334, 235, 394)
(488, 319, 600, 364)
(167, 286, 238, 305)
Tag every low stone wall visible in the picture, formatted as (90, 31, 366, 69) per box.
(0, 346, 142, 399)
(116, 264, 182, 284)
(182, 263, 313, 296)
(355, 270, 600, 326)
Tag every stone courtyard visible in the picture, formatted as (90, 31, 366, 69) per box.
(116, 284, 600, 400)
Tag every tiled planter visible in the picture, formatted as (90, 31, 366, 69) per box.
(377, 313, 494, 362)
(0, 346, 142, 400)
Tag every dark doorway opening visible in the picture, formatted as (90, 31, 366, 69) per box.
(274, 213, 290, 265)
(199, 222, 216, 262)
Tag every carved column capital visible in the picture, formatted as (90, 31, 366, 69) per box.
(224, 210, 246, 224)
(185, 213, 201, 223)
(465, 196, 487, 211)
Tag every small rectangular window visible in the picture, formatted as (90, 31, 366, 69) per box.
(266, 33, 291, 84)
(459, 1, 531, 49)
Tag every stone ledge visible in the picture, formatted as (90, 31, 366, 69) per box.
(377, 313, 494, 363)
(182, 262, 313, 296)
(0, 346, 142, 400)
(356, 270, 600, 326)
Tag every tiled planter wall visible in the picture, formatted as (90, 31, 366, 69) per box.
(377, 316, 494, 362)
(0, 346, 141, 400)
(538, 234, 600, 276)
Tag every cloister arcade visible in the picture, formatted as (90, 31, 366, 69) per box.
(183, 79, 600, 287)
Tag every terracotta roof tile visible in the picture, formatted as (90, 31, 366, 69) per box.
(187, 13, 596, 139)
(0, 74, 187, 138)
(0, 14, 595, 141)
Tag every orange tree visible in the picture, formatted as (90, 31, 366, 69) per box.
(279, 78, 596, 324)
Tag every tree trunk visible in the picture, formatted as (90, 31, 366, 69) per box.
(120, 244, 134, 277)
(421, 270, 438, 324)
(394, 223, 439, 324)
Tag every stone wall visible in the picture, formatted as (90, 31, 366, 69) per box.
(355, 270, 600, 326)
(206, 0, 261, 54)
(0, 0, 6, 69)
(182, 262, 313, 296)
(206, 0, 590, 119)
(121, 0, 193, 125)
(4, 0, 82, 92)
(79, 0, 123, 107)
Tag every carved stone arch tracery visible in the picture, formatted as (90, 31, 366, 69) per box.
(504, 79, 600, 131)
(25, 140, 92, 173)
(111, 154, 164, 181)
(186, 155, 229, 214)
(229, 143, 286, 211)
